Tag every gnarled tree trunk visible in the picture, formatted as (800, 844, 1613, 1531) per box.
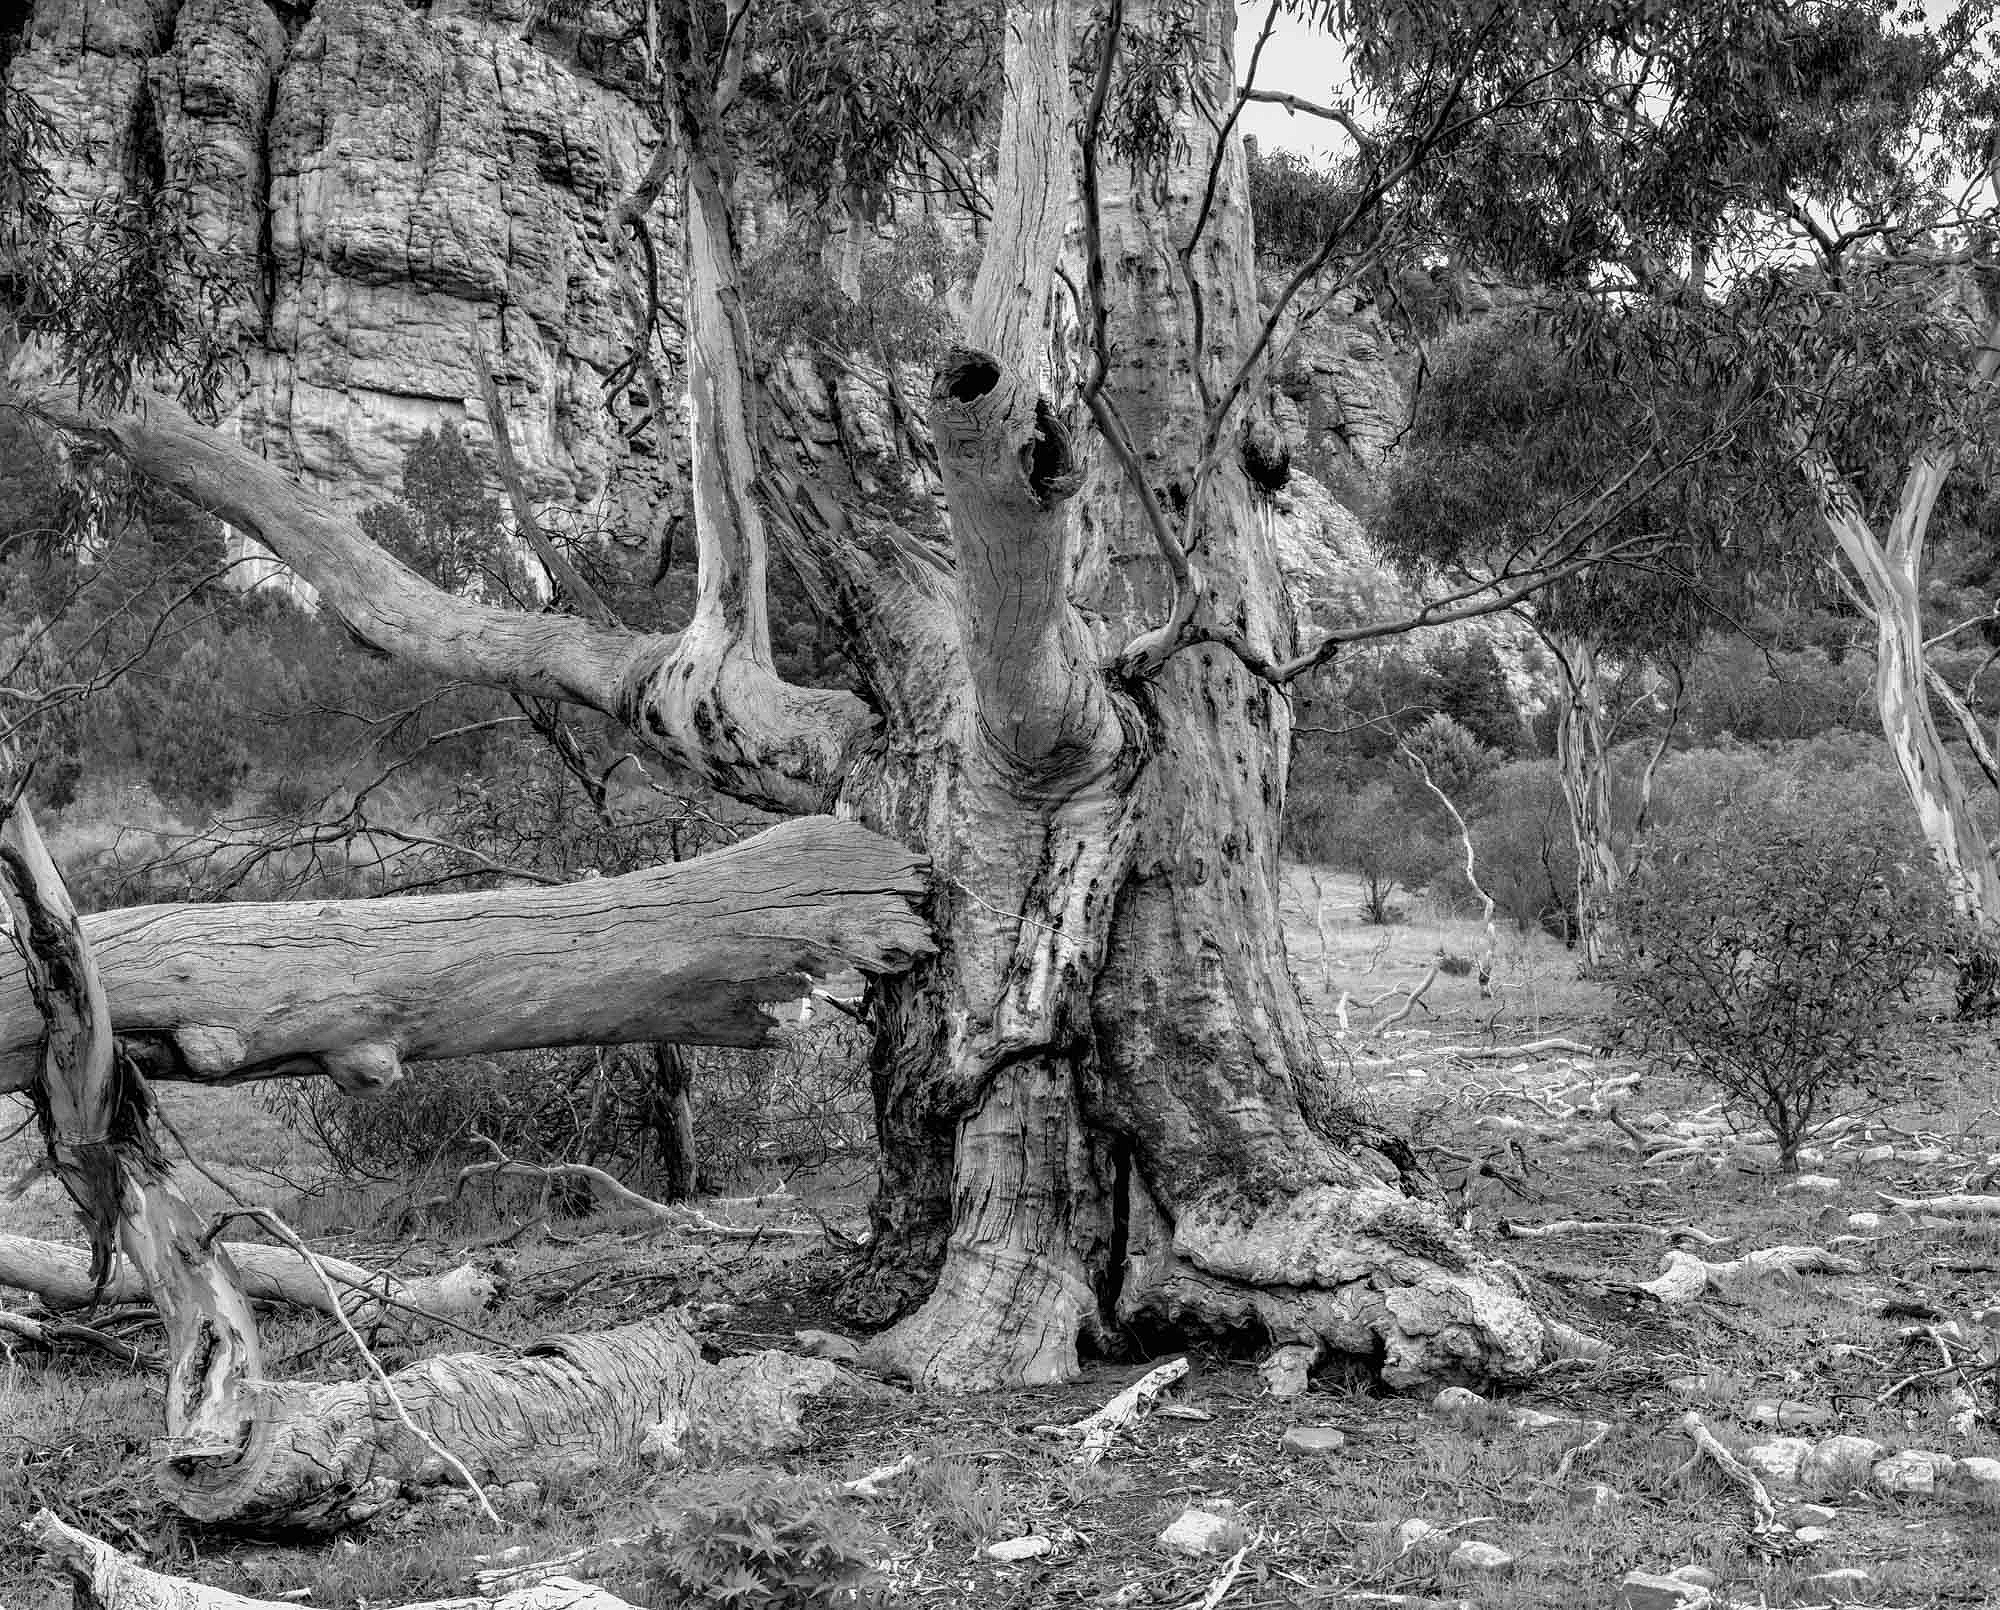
(826, 0, 1556, 1391)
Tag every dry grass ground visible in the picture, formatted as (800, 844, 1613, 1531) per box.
(2, 866, 1996, 1608)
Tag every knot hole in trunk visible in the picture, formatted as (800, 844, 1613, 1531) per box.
(1023, 398, 1079, 504)
(938, 348, 1002, 402)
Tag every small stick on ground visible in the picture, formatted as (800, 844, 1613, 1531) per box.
(1672, 1411, 1781, 1541)
(1185, 1540, 1253, 1610)
(1551, 1420, 1611, 1484)
(1034, 1356, 1190, 1465)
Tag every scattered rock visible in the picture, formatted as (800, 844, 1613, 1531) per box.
(1845, 1211, 1884, 1231)
(1613, 1569, 1713, 1610)
(1801, 1435, 1888, 1489)
(1856, 1145, 1896, 1165)
(500, 1481, 542, 1509)
(1946, 1456, 2000, 1506)
(1873, 1449, 1957, 1494)
(985, 1536, 1055, 1562)
(793, 1329, 860, 1364)
(1433, 1386, 1487, 1420)
(1394, 1519, 1449, 1555)
(1567, 1482, 1622, 1514)
(1668, 1374, 1736, 1402)
(1782, 1173, 1843, 1195)
(1793, 1525, 1833, 1545)
(1788, 1503, 1838, 1526)
(1280, 1425, 1348, 1457)
(1158, 1509, 1236, 1557)
(1448, 1540, 1513, 1573)
(1807, 1567, 1871, 1600)
(1744, 1398, 1834, 1431)
(1258, 1343, 1321, 1400)
(1741, 1438, 1813, 1485)
(1667, 1565, 1720, 1589)
(1510, 1407, 1573, 1431)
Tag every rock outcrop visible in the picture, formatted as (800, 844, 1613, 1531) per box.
(8, 0, 675, 528)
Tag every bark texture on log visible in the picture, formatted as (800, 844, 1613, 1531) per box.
(0, 1232, 495, 1325)
(0, 800, 264, 1463)
(26, 1510, 643, 1610)
(156, 1317, 877, 1530)
(0, 817, 931, 1092)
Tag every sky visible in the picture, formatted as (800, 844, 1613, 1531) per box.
(1234, 3, 1349, 161)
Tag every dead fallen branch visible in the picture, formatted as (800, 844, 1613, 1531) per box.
(1034, 1356, 1189, 1465)
(1877, 1192, 2000, 1219)
(0, 1307, 157, 1367)
(1497, 1219, 1726, 1246)
(0, 1231, 494, 1328)
(1640, 1245, 1860, 1306)
(449, 1140, 817, 1239)
(26, 1508, 644, 1609)
(1671, 1411, 1781, 1541)
(156, 1318, 879, 1530)
(0, 816, 932, 1091)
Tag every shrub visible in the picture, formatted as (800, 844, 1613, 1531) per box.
(1288, 779, 1447, 924)
(634, 1471, 890, 1609)
(1610, 806, 1944, 1170)
(1446, 759, 1579, 941)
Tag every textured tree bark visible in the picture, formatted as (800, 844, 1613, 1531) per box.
(8, 377, 867, 816)
(1548, 632, 1623, 966)
(27, 1509, 645, 1609)
(836, 0, 1559, 1392)
(0, 799, 264, 1465)
(0, 1232, 494, 1324)
(155, 1317, 874, 1530)
(1803, 444, 2000, 931)
(0, 816, 932, 1093)
(649, 1045, 699, 1201)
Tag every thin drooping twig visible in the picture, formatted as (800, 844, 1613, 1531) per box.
(203, 1205, 506, 1530)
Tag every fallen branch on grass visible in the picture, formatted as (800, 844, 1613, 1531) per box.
(449, 1138, 819, 1239)
(1034, 1356, 1190, 1465)
(1497, 1219, 1726, 1246)
(0, 1230, 495, 1329)
(1639, 1245, 1860, 1306)
(26, 1508, 644, 1610)
(1671, 1412, 1781, 1541)
(0, 1307, 157, 1367)
(1877, 1192, 2000, 1219)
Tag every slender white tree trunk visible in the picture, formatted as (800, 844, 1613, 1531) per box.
(1548, 632, 1622, 965)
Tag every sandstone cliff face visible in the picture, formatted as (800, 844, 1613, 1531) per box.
(8, 0, 673, 525)
(6, 0, 1414, 627)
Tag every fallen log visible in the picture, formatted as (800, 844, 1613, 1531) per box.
(1877, 1192, 2000, 1219)
(26, 1509, 644, 1610)
(157, 1318, 882, 1530)
(0, 1232, 494, 1326)
(1640, 1244, 1861, 1306)
(0, 816, 932, 1092)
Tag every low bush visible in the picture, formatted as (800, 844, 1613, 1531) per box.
(633, 1470, 890, 1609)
(1610, 799, 1945, 1170)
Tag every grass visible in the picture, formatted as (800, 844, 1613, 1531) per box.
(1, 865, 1996, 1607)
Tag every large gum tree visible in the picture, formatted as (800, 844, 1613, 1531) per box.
(0, 0, 1673, 1446)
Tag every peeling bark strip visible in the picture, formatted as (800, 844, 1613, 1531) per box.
(27, 1509, 645, 1610)
(155, 1317, 876, 1530)
(0, 797, 263, 1465)
(0, 1232, 493, 1326)
(0, 817, 932, 1092)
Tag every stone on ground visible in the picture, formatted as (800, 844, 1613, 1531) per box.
(1158, 1508, 1236, 1557)
(985, 1536, 1054, 1562)
(1801, 1435, 1888, 1488)
(1667, 1565, 1720, 1588)
(1807, 1566, 1871, 1600)
(1781, 1173, 1843, 1195)
(1946, 1455, 2000, 1505)
(1448, 1540, 1513, 1573)
(793, 1329, 860, 1364)
(1614, 1570, 1713, 1610)
(1787, 1502, 1838, 1526)
(1394, 1519, 1448, 1554)
(1793, 1525, 1833, 1545)
(1432, 1385, 1487, 1420)
(1567, 1481, 1622, 1513)
(1280, 1425, 1348, 1457)
(1740, 1438, 1812, 1484)
(1743, 1398, 1834, 1430)
(1873, 1448, 1956, 1494)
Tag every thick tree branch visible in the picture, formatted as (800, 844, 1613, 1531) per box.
(0, 817, 933, 1092)
(10, 377, 869, 813)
